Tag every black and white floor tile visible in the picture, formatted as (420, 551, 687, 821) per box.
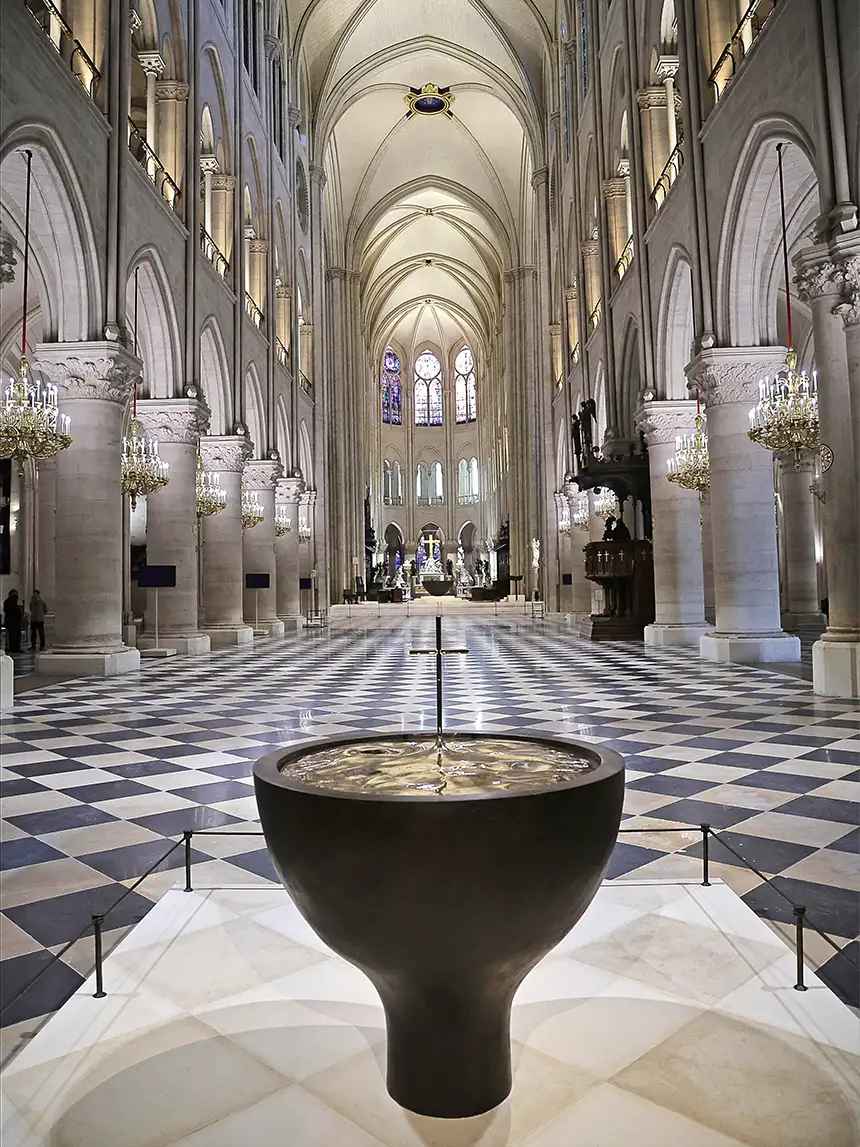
(1, 615, 858, 1047)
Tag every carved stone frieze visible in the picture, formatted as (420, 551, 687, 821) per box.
(580, 241, 599, 258)
(137, 397, 211, 443)
(634, 399, 699, 447)
(200, 433, 253, 473)
(247, 238, 269, 254)
(32, 343, 142, 404)
(243, 458, 284, 491)
(686, 347, 787, 407)
(210, 173, 236, 191)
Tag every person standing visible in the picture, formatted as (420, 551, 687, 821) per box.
(29, 590, 47, 651)
(3, 590, 22, 654)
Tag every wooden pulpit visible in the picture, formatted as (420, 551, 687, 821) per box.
(581, 540, 655, 640)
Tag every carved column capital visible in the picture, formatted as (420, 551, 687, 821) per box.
(531, 167, 549, 190)
(155, 80, 190, 102)
(276, 476, 305, 504)
(33, 342, 142, 404)
(686, 346, 787, 407)
(634, 399, 698, 446)
(137, 50, 165, 77)
(602, 178, 627, 200)
(199, 433, 253, 473)
(308, 163, 327, 189)
(0, 231, 18, 285)
(137, 397, 211, 443)
(637, 86, 668, 111)
(793, 250, 845, 303)
(243, 458, 284, 491)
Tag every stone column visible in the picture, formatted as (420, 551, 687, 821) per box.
(795, 248, 860, 696)
(243, 459, 284, 635)
(700, 487, 716, 623)
(137, 51, 164, 157)
(686, 348, 800, 663)
(636, 400, 709, 646)
(564, 482, 592, 623)
(200, 434, 254, 646)
(137, 397, 211, 654)
(31, 343, 142, 675)
(155, 79, 189, 191)
(36, 458, 56, 608)
(778, 453, 825, 628)
(275, 476, 303, 628)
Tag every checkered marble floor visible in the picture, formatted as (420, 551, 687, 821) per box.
(1, 616, 858, 1052)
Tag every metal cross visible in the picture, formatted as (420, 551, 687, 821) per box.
(409, 614, 468, 743)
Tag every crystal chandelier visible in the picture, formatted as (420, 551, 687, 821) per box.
(0, 357, 71, 467)
(554, 492, 571, 537)
(748, 351, 819, 469)
(298, 521, 311, 543)
(571, 491, 590, 531)
(0, 152, 72, 469)
(666, 411, 710, 493)
(747, 144, 819, 470)
(121, 414, 169, 510)
(195, 452, 226, 517)
(274, 506, 292, 536)
(242, 489, 264, 529)
(593, 487, 619, 519)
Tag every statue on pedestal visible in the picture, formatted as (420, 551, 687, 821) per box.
(531, 538, 541, 572)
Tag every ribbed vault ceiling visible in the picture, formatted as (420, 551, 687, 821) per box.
(291, 0, 548, 362)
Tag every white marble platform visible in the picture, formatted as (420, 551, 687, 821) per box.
(2, 879, 858, 1147)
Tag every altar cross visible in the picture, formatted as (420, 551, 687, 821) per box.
(409, 615, 468, 743)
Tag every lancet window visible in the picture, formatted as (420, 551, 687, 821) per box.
(415, 350, 442, 426)
(381, 347, 402, 424)
(454, 346, 477, 423)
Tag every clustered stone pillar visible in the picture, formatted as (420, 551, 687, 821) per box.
(137, 397, 211, 654)
(795, 248, 860, 697)
(243, 459, 285, 636)
(636, 400, 709, 647)
(275, 476, 303, 628)
(777, 454, 824, 628)
(687, 347, 800, 663)
(200, 434, 254, 647)
(32, 342, 142, 675)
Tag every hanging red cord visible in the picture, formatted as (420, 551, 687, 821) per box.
(20, 150, 33, 359)
(776, 142, 793, 351)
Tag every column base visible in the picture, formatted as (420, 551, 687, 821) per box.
(1, 651, 14, 713)
(249, 619, 285, 638)
(277, 615, 303, 631)
(35, 647, 141, 677)
(203, 625, 254, 648)
(812, 639, 860, 699)
(645, 623, 710, 648)
(781, 611, 827, 630)
(122, 623, 138, 647)
(138, 633, 211, 656)
(699, 632, 801, 664)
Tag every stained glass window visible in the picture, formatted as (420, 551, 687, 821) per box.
(454, 346, 476, 423)
(381, 347, 401, 424)
(414, 350, 441, 426)
(429, 379, 443, 425)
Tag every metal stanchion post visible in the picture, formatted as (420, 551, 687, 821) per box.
(793, 905, 808, 991)
(184, 830, 193, 891)
(92, 914, 106, 998)
(700, 824, 711, 886)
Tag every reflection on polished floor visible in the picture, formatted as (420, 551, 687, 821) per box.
(2, 881, 858, 1146)
(1, 616, 858, 1059)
